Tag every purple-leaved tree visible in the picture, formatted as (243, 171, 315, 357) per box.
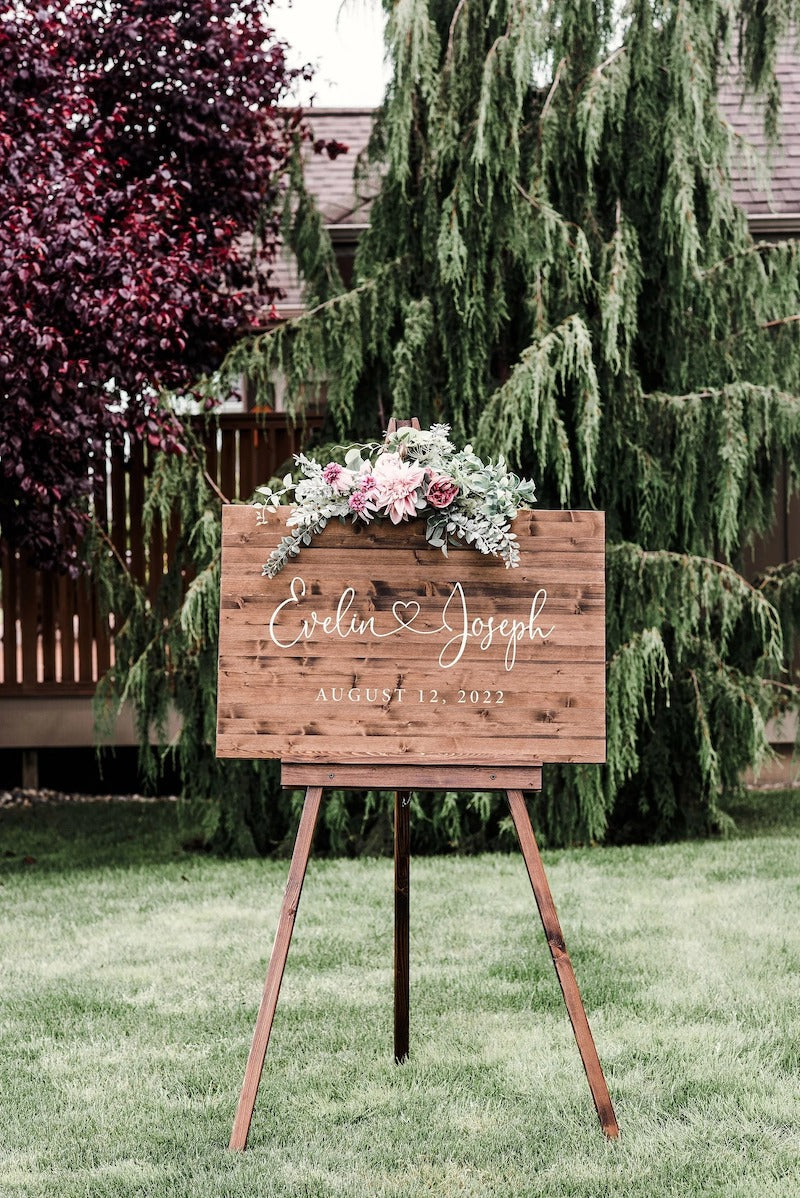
(0, 0, 334, 571)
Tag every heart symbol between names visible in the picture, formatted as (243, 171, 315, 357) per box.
(392, 600, 421, 629)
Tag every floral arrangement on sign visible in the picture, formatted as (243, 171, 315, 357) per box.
(255, 423, 537, 577)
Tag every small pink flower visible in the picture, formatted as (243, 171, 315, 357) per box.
(359, 470, 378, 497)
(426, 471, 459, 509)
(322, 461, 355, 494)
(348, 489, 375, 521)
(371, 452, 426, 524)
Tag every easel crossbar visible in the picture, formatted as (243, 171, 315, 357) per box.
(280, 761, 542, 791)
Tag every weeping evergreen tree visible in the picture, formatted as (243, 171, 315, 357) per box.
(96, 0, 800, 851)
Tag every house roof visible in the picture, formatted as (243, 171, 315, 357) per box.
(269, 108, 378, 318)
(302, 108, 378, 227)
(269, 59, 800, 316)
(718, 42, 800, 232)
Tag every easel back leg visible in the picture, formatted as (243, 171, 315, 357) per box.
(394, 789, 411, 1062)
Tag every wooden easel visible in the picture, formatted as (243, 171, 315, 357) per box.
(228, 762, 619, 1150)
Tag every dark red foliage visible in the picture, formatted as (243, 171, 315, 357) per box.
(314, 138, 350, 159)
(0, 0, 310, 570)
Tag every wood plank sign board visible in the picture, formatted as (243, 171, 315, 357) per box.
(216, 506, 605, 766)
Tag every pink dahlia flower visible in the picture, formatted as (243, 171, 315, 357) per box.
(426, 471, 459, 509)
(371, 453, 426, 524)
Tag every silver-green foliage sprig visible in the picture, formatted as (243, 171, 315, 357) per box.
(256, 423, 536, 576)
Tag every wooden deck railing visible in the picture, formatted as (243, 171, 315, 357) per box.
(0, 412, 321, 696)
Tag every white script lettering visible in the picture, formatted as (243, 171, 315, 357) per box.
(269, 578, 555, 671)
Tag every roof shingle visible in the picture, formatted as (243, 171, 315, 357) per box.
(269, 108, 378, 316)
(719, 43, 800, 218)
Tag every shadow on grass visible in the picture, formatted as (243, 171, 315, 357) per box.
(0, 800, 206, 874)
(724, 786, 800, 838)
(1, 788, 798, 877)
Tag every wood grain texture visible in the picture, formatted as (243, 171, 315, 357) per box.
(280, 762, 543, 790)
(506, 789, 619, 1139)
(217, 734, 604, 764)
(228, 785, 323, 1152)
(217, 506, 606, 766)
(394, 789, 410, 1063)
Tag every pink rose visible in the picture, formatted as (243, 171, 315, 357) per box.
(425, 471, 459, 509)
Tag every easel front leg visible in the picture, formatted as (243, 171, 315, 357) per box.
(506, 789, 619, 1139)
(394, 789, 410, 1062)
(229, 785, 324, 1151)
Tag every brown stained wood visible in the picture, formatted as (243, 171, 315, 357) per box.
(229, 754, 618, 1148)
(387, 417, 421, 432)
(221, 673, 605, 701)
(217, 733, 603, 763)
(217, 711, 603, 737)
(57, 574, 75, 684)
(148, 517, 165, 604)
(238, 426, 257, 501)
(40, 574, 56, 683)
(95, 601, 111, 678)
(1, 541, 18, 685)
(222, 568, 606, 592)
(223, 555, 606, 577)
(220, 593, 605, 619)
(221, 718, 603, 747)
(216, 504, 606, 767)
(215, 670, 603, 699)
(222, 550, 606, 574)
(110, 445, 128, 561)
(220, 426, 237, 502)
(280, 762, 542, 790)
(394, 789, 410, 1063)
(220, 697, 605, 721)
(76, 576, 95, 683)
(229, 785, 324, 1152)
(224, 566, 606, 588)
(506, 789, 619, 1139)
(221, 656, 605, 678)
(220, 591, 605, 618)
(128, 441, 146, 583)
(227, 507, 604, 550)
(218, 626, 606, 654)
(18, 557, 39, 686)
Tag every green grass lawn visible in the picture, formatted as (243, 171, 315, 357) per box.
(1, 792, 799, 1198)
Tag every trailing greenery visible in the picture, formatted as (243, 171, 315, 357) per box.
(94, 0, 800, 850)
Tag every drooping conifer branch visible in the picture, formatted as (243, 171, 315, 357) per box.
(96, 0, 800, 851)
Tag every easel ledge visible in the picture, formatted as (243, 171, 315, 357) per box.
(228, 759, 619, 1151)
(280, 762, 542, 790)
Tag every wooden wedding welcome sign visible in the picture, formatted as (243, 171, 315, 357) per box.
(217, 493, 618, 1152)
(217, 506, 605, 767)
